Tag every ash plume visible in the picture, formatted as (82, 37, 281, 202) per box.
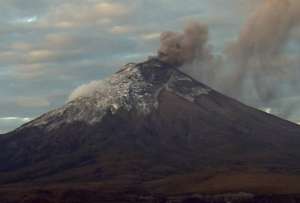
(157, 0, 300, 123)
(225, 0, 300, 102)
(158, 22, 210, 66)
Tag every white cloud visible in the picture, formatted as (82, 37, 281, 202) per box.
(14, 16, 38, 24)
(110, 25, 134, 34)
(141, 32, 161, 40)
(26, 16, 37, 23)
(0, 117, 32, 122)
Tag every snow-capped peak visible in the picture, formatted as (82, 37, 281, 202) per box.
(18, 58, 211, 132)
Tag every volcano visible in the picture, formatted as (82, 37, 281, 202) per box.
(1, 58, 300, 202)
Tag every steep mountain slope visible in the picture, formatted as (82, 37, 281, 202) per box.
(0, 58, 300, 187)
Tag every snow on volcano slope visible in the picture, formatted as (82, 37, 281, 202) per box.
(18, 58, 211, 132)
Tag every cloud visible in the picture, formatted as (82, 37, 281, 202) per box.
(14, 16, 38, 24)
(0, 117, 32, 122)
(37, 1, 130, 29)
(110, 25, 134, 34)
(95, 2, 129, 17)
(0, 116, 32, 134)
(16, 96, 50, 108)
(141, 32, 161, 40)
(0, 51, 18, 64)
(10, 42, 33, 51)
(12, 63, 48, 79)
(25, 50, 56, 63)
(43, 34, 75, 49)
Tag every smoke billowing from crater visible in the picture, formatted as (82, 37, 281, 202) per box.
(158, 0, 300, 123)
(158, 22, 211, 66)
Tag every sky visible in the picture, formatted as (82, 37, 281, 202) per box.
(0, 0, 295, 133)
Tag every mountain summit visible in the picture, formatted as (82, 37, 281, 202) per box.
(1, 58, 300, 195)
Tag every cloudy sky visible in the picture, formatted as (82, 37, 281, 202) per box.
(0, 0, 281, 133)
